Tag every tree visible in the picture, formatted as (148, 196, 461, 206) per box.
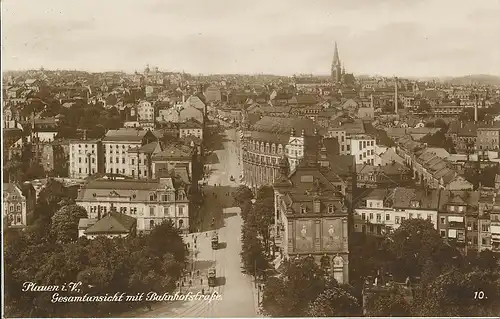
(256, 185, 274, 200)
(233, 185, 253, 207)
(261, 258, 328, 317)
(50, 204, 88, 244)
(247, 197, 274, 253)
(307, 287, 360, 317)
(37, 179, 70, 222)
(240, 226, 267, 275)
(387, 218, 455, 280)
(146, 219, 187, 262)
(412, 269, 500, 316)
(365, 292, 410, 316)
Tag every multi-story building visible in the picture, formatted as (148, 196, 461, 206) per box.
(102, 129, 157, 175)
(179, 118, 203, 140)
(127, 141, 162, 179)
(137, 100, 155, 129)
(76, 176, 191, 233)
(273, 148, 349, 284)
(356, 162, 412, 188)
(350, 135, 377, 165)
(152, 143, 198, 181)
(437, 190, 479, 254)
(476, 124, 500, 159)
(490, 194, 500, 253)
(327, 119, 377, 164)
(241, 116, 322, 190)
(68, 139, 104, 179)
(354, 187, 440, 236)
(3, 182, 36, 228)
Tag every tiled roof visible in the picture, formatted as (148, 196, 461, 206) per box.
(152, 143, 193, 160)
(84, 212, 136, 234)
(252, 116, 322, 136)
(389, 187, 440, 209)
(128, 141, 160, 154)
(103, 129, 148, 142)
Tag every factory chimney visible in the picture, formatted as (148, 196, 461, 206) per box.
(394, 77, 398, 114)
(370, 94, 374, 108)
(474, 94, 479, 123)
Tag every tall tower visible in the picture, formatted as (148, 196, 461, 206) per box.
(394, 77, 398, 114)
(331, 42, 342, 83)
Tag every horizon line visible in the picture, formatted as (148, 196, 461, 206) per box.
(3, 68, 500, 80)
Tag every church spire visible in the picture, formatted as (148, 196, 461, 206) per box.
(331, 41, 342, 83)
(333, 41, 340, 66)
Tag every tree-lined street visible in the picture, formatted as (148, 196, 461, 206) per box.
(132, 128, 258, 317)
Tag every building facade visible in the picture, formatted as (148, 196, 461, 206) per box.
(69, 139, 104, 179)
(273, 154, 349, 284)
(76, 177, 191, 233)
(3, 182, 36, 228)
(241, 116, 322, 190)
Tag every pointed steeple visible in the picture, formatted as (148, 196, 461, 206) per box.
(333, 42, 340, 66)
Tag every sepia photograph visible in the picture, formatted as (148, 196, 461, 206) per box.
(2, 0, 500, 317)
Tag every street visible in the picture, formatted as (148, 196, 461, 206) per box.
(130, 128, 259, 318)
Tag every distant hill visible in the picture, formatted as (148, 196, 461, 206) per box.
(443, 74, 500, 86)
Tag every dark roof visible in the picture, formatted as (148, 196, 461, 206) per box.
(84, 212, 136, 234)
(388, 187, 441, 209)
(252, 116, 322, 136)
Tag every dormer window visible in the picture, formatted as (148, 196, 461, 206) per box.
(300, 205, 306, 214)
(328, 204, 334, 214)
(149, 193, 156, 201)
(411, 200, 421, 208)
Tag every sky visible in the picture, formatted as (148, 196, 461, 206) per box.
(2, 0, 500, 77)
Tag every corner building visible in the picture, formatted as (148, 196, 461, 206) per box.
(273, 141, 350, 284)
(241, 116, 322, 190)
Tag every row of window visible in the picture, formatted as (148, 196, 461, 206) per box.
(248, 141, 284, 155)
(78, 157, 96, 164)
(362, 212, 432, 223)
(299, 204, 335, 214)
(73, 144, 96, 149)
(7, 205, 22, 212)
(358, 140, 374, 150)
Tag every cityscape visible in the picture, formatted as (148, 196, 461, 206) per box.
(3, 0, 500, 318)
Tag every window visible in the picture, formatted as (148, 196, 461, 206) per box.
(409, 213, 413, 219)
(122, 158, 125, 164)
(440, 217, 446, 224)
(78, 157, 82, 163)
(149, 193, 155, 201)
(369, 201, 372, 208)
(132, 170, 135, 177)
(369, 224, 374, 232)
(17, 205, 21, 212)
(376, 213, 381, 222)
(300, 205, 306, 214)
(115, 157, 119, 163)
(179, 206, 184, 215)
(92, 158, 95, 164)
(327, 204, 334, 214)
(359, 154, 362, 161)
(150, 206, 155, 216)
(401, 217, 406, 223)
(132, 159, 135, 165)
(150, 220, 155, 229)
(385, 214, 390, 221)
(440, 230, 446, 237)
(482, 238, 487, 245)
(482, 224, 489, 232)
(473, 222, 478, 231)
(362, 213, 366, 220)
(110, 157, 113, 163)
(347, 145, 350, 151)
(369, 213, 373, 220)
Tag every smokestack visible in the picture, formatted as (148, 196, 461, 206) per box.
(370, 94, 374, 108)
(474, 94, 478, 122)
(394, 77, 398, 114)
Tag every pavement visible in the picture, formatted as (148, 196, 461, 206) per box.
(125, 128, 261, 318)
